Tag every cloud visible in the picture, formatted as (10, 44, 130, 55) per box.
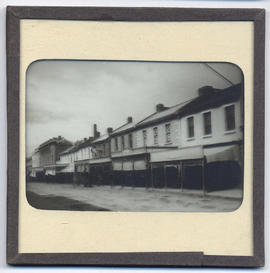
(26, 60, 243, 156)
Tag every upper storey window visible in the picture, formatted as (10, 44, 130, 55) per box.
(203, 111, 212, 135)
(225, 105, 236, 131)
(114, 137, 118, 151)
(165, 123, 171, 143)
(153, 127, 158, 145)
(128, 133, 133, 148)
(187, 116, 194, 138)
(142, 130, 147, 147)
(121, 135, 125, 150)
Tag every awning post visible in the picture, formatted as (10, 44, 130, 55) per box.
(150, 163, 154, 190)
(132, 160, 135, 188)
(181, 162, 184, 192)
(164, 164, 167, 191)
(202, 157, 206, 198)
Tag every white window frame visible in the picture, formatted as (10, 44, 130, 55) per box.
(186, 115, 195, 140)
(142, 129, 147, 147)
(165, 123, 172, 144)
(223, 103, 236, 134)
(202, 110, 212, 138)
(153, 127, 159, 145)
(128, 133, 133, 149)
(114, 137, 118, 151)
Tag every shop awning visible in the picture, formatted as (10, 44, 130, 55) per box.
(112, 159, 148, 171)
(204, 145, 241, 164)
(58, 163, 75, 173)
(134, 159, 147, 170)
(150, 146, 203, 163)
(45, 169, 56, 176)
(89, 158, 111, 165)
(113, 161, 122, 171)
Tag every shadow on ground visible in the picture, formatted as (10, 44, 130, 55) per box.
(26, 191, 110, 211)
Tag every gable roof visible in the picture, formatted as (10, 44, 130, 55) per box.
(135, 84, 242, 129)
(136, 100, 192, 129)
(176, 84, 242, 118)
(59, 137, 95, 155)
(91, 133, 110, 144)
(111, 121, 136, 136)
(38, 136, 73, 150)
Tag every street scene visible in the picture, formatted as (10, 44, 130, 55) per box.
(27, 182, 242, 212)
(26, 61, 244, 212)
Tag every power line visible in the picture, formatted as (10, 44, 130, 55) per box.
(204, 63, 234, 86)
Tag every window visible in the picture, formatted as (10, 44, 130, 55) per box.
(153, 127, 158, 145)
(203, 112, 212, 135)
(121, 135, 125, 149)
(114, 137, 118, 151)
(187, 116, 194, 138)
(128, 133, 133, 148)
(165, 123, 171, 143)
(225, 105, 236, 131)
(142, 130, 147, 146)
(103, 144, 106, 156)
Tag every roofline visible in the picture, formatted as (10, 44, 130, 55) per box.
(91, 136, 109, 144)
(110, 126, 136, 137)
(38, 137, 73, 150)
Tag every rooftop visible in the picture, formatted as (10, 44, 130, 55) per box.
(136, 100, 192, 128)
(91, 133, 110, 144)
(111, 121, 136, 136)
(136, 84, 242, 128)
(38, 136, 73, 150)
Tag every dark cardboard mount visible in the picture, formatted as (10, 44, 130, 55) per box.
(6, 6, 265, 267)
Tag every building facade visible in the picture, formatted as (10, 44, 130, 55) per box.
(86, 127, 113, 186)
(31, 136, 73, 182)
(28, 84, 243, 192)
(109, 84, 243, 191)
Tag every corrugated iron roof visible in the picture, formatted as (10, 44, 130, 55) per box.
(111, 121, 136, 136)
(176, 84, 242, 118)
(136, 100, 192, 127)
(91, 133, 109, 144)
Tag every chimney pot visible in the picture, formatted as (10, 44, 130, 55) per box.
(198, 86, 215, 96)
(156, 104, 166, 112)
(107, 127, 113, 134)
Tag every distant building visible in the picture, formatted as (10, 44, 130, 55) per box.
(30, 148, 43, 180)
(25, 157, 32, 181)
(32, 136, 73, 182)
(86, 127, 113, 186)
(55, 144, 79, 183)
(73, 137, 94, 185)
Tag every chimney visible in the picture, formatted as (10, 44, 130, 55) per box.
(107, 127, 113, 135)
(84, 137, 87, 141)
(156, 104, 166, 112)
(93, 124, 98, 138)
(198, 86, 215, 96)
(58, 135, 61, 140)
(96, 132, 100, 138)
(127, 116, 133, 123)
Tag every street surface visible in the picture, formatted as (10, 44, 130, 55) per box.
(26, 182, 242, 212)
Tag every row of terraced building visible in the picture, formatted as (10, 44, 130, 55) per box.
(26, 84, 244, 192)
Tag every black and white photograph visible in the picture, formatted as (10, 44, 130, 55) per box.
(25, 60, 244, 212)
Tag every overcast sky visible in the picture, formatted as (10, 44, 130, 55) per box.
(26, 61, 243, 156)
